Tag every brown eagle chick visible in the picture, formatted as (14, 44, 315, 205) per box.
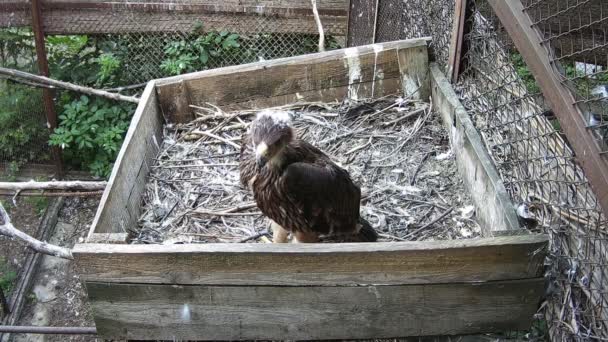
(239, 110, 377, 243)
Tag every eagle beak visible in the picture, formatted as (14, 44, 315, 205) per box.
(255, 142, 269, 169)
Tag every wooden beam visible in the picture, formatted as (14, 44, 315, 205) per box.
(30, 0, 63, 178)
(87, 278, 544, 340)
(488, 0, 608, 216)
(0, 1, 348, 35)
(447, 0, 470, 82)
(73, 235, 547, 285)
(430, 63, 521, 234)
(155, 39, 430, 118)
(88, 81, 162, 237)
(346, 0, 378, 47)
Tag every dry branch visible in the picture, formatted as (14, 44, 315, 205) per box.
(0, 180, 107, 192)
(0, 203, 73, 260)
(0, 67, 139, 103)
(311, 0, 325, 52)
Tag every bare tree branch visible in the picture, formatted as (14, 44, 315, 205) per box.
(0, 67, 139, 103)
(0, 180, 107, 192)
(0, 203, 73, 260)
(311, 0, 325, 52)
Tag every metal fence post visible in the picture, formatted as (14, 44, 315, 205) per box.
(30, 0, 64, 178)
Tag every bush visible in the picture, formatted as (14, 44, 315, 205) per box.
(0, 84, 49, 165)
(49, 96, 134, 178)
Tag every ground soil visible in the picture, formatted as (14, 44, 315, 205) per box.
(10, 197, 98, 342)
(0, 196, 43, 313)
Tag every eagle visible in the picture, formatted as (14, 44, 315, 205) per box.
(239, 110, 378, 243)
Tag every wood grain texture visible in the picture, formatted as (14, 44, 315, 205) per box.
(346, 0, 378, 46)
(156, 39, 429, 119)
(87, 278, 544, 340)
(156, 79, 194, 124)
(1, 1, 348, 35)
(88, 81, 162, 237)
(73, 235, 547, 285)
(397, 43, 430, 100)
(430, 64, 521, 235)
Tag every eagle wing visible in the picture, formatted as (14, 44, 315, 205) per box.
(281, 162, 361, 235)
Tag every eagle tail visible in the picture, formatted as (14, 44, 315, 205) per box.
(354, 217, 378, 242)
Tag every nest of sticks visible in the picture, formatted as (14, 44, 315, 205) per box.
(133, 95, 481, 244)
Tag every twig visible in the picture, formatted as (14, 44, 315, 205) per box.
(192, 209, 261, 217)
(382, 107, 426, 127)
(0, 67, 139, 103)
(0, 190, 104, 197)
(190, 130, 241, 149)
(310, 0, 325, 52)
(403, 207, 454, 239)
(345, 136, 372, 155)
(239, 230, 270, 243)
(410, 151, 432, 185)
(0, 202, 73, 260)
(102, 82, 147, 93)
(378, 233, 407, 241)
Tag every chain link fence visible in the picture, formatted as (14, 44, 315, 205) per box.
(0, 2, 50, 169)
(399, 0, 608, 340)
(0, 0, 344, 176)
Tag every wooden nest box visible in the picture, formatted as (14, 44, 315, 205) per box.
(74, 38, 548, 341)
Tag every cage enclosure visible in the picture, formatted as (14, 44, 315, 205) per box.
(73, 38, 548, 340)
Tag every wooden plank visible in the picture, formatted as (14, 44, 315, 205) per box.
(87, 81, 162, 237)
(156, 79, 193, 124)
(155, 39, 429, 118)
(218, 77, 403, 111)
(397, 43, 430, 101)
(346, 0, 378, 47)
(1, 0, 349, 35)
(73, 235, 547, 285)
(489, 0, 608, 217)
(447, 0, 466, 82)
(430, 63, 521, 235)
(87, 278, 544, 340)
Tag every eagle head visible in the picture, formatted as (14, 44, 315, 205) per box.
(250, 110, 294, 169)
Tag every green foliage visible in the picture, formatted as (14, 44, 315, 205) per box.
(50, 96, 134, 177)
(0, 84, 48, 165)
(24, 196, 49, 217)
(161, 25, 242, 75)
(511, 52, 540, 94)
(564, 63, 608, 97)
(0, 257, 17, 294)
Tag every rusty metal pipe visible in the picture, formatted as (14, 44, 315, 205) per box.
(0, 326, 97, 335)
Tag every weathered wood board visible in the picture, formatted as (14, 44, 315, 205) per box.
(87, 278, 544, 340)
(430, 64, 521, 235)
(155, 38, 431, 122)
(1, 0, 348, 35)
(87, 82, 162, 239)
(75, 38, 548, 340)
(74, 235, 547, 286)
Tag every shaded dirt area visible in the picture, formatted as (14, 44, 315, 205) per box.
(12, 197, 98, 342)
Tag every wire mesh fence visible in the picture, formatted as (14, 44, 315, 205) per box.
(0, 4, 51, 169)
(523, 0, 608, 155)
(400, 0, 608, 340)
(0, 0, 342, 176)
